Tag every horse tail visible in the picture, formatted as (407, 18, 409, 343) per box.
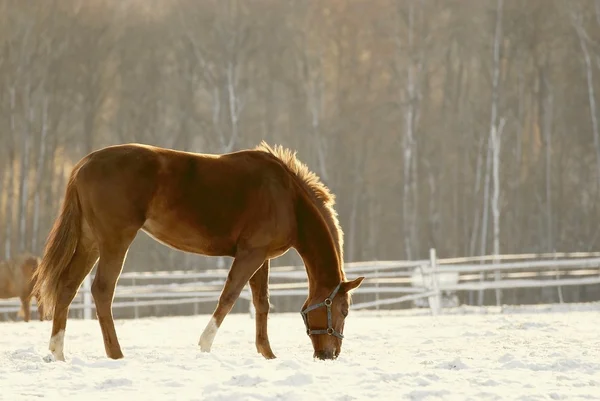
(32, 171, 82, 319)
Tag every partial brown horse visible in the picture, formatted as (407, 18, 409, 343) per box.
(0, 253, 44, 322)
(33, 142, 364, 362)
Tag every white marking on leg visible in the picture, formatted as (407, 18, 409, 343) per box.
(199, 317, 219, 352)
(49, 330, 65, 361)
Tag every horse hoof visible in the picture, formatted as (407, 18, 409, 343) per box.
(107, 351, 124, 360)
(262, 352, 277, 360)
(256, 342, 276, 359)
(199, 342, 212, 353)
(43, 353, 64, 363)
(198, 317, 217, 352)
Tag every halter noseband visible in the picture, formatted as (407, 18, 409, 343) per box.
(300, 282, 344, 340)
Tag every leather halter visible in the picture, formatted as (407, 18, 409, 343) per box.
(300, 282, 344, 339)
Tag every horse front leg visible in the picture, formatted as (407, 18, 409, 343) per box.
(249, 259, 276, 359)
(19, 296, 31, 322)
(199, 248, 267, 353)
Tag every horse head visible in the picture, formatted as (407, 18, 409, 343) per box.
(301, 277, 364, 360)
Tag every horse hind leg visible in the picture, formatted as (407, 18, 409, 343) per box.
(19, 295, 31, 322)
(39, 308, 45, 321)
(37, 297, 45, 321)
(249, 259, 276, 359)
(91, 229, 137, 360)
(30, 273, 45, 321)
(199, 248, 267, 353)
(49, 237, 99, 361)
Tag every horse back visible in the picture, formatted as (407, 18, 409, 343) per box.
(74, 144, 298, 257)
(145, 147, 298, 255)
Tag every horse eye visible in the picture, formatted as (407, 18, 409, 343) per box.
(341, 309, 348, 318)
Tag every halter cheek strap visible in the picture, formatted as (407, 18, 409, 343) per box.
(300, 282, 344, 340)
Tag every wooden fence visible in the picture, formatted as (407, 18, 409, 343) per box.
(1, 249, 599, 321)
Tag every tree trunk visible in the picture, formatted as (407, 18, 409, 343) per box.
(573, 13, 600, 189)
(18, 83, 33, 252)
(31, 95, 49, 253)
(479, 0, 504, 306)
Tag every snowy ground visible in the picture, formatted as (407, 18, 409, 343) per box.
(1, 303, 599, 401)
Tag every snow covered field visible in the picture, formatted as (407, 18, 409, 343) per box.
(1, 303, 599, 401)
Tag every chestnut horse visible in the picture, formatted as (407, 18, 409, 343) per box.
(33, 141, 364, 362)
(0, 253, 44, 322)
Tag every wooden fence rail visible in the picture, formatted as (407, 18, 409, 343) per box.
(1, 249, 599, 320)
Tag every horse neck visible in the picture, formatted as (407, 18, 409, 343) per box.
(295, 196, 344, 296)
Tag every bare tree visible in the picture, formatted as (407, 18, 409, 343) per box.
(1, 0, 600, 311)
(571, 5, 600, 190)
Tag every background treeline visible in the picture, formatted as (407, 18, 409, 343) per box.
(1, 0, 600, 307)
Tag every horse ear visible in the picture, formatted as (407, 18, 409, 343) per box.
(341, 276, 365, 294)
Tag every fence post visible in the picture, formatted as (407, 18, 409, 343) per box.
(249, 300, 256, 319)
(429, 248, 441, 315)
(553, 250, 564, 304)
(375, 262, 380, 311)
(248, 284, 255, 319)
(132, 277, 139, 319)
(83, 274, 92, 320)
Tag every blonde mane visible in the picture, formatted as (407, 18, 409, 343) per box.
(255, 141, 344, 269)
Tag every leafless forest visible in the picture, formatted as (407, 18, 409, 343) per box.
(1, 0, 600, 291)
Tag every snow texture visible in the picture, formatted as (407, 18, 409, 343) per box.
(1, 302, 599, 401)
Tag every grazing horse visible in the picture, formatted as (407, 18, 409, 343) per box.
(33, 142, 364, 362)
(0, 253, 45, 322)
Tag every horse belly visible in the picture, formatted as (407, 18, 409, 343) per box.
(141, 218, 235, 257)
